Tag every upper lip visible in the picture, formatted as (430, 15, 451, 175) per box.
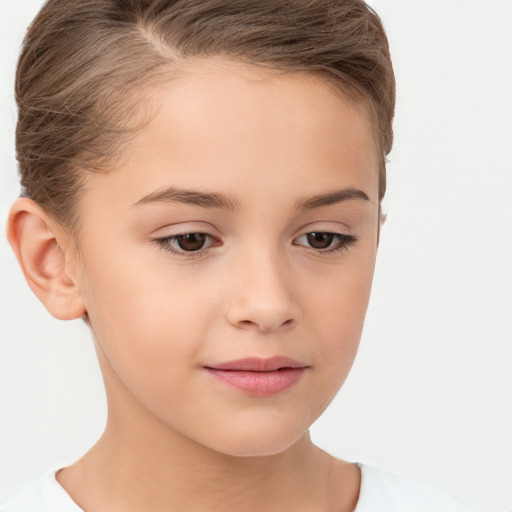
(205, 356, 308, 372)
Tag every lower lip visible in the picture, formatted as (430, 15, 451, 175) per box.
(205, 368, 306, 397)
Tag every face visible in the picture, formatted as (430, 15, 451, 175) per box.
(71, 59, 380, 457)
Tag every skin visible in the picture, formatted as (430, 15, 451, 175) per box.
(8, 58, 380, 511)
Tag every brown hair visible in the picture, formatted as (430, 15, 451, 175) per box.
(15, 0, 395, 230)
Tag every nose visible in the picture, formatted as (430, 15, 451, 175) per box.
(226, 248, 301, 332)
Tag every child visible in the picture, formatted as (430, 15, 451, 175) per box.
(0, 1, 483, 510)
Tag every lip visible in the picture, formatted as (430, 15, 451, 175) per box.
(204, 356, 308, 397)
(207, 356, 307, 372)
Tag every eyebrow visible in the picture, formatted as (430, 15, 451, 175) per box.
(132, 187, 240, 211)
(295, 187, 370, 209)
(132, 186, 369, 211)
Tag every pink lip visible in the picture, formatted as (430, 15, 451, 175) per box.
(204, 357, 308, 397)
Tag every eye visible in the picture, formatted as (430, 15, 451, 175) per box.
(174, 233, 208, 251)
(154, 232, 219, 256)
(305, 232, 335, 249)
(294, 231, 357, 253)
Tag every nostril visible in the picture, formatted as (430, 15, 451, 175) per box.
(260, 318, 295, 332)
(235, 318, 295, 331)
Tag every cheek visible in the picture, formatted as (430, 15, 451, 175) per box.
(78, 250, 218, 392)
(305, 248, 376, 379)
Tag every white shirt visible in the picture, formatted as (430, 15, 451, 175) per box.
(0, 464, 479, 512)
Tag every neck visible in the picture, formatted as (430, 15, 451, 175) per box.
(59, 428, 348, 512)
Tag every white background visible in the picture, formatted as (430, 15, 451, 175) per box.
(1, 1, 511, 510)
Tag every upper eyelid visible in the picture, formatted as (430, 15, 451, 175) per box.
(295, 220, 352, 234)
(154, 225, 352, 240)
(156, 232, 219, 245)
(151, 222, 220, 238)
(293, 232, 356, 245)
(151, 218, 352, 235)
(158, 230, 216, 238)
(293, 226, 353, 242)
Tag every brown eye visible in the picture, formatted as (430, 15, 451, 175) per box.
(176, 233, 207, 251)
(294, 231, 357, 254)
(306, 232, 334, 249)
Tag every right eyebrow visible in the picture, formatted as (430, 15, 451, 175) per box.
(132, 186, 240, 211)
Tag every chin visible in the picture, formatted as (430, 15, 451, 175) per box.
(202, 423, 310, 458)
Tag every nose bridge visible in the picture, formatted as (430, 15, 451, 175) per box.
(226, 237, 300, 332)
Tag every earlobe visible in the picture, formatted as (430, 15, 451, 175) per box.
(7, 197, 86, 320)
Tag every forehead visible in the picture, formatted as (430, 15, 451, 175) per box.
(79, 58, 379, 215)
(143, 58, 377, 160)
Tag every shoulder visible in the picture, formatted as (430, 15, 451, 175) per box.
(0, 471, 83, 512)
(355, 464, 479, 512)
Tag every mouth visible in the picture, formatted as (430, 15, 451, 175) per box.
(204, 356, 308, 397)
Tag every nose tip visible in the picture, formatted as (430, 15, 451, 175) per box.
(226, 259, 300, 333)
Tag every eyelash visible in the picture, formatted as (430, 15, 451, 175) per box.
(154, 231, 357, 259)
(293, 232, 357, 254)
(154, 232, 219, 260)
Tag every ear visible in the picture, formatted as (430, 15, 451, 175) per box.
(377, 204, 386, 247)
(7, 197, 86, 320)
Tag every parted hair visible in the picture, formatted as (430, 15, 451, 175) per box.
(16, 0, 395, 229)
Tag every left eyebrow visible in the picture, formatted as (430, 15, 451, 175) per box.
(295, 187, 370, 209)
